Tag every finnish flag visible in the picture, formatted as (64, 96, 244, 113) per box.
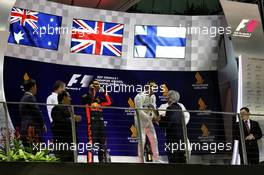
(134, 25, 186, 58)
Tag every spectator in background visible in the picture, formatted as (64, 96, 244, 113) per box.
(46, 80, 65, 123)
(240, 107, 262, 165)
(19, 78, 46, 146)
(157, 90, 187, 164)
(51, 90, 81, 162)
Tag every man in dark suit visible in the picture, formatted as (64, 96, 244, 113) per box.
(158, 90, 186, 164)
(240, 107, 262, 165)
(19, 79, 46, 146)
(51, 90, 81, 162)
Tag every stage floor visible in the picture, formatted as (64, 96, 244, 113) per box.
(0, 162, 263, 175)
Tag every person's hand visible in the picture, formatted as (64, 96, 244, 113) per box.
(152, 116, 158, 122)
(152, 117, 159, 125)
(245, 134, 255, 140)
(74, 115, 82, 122)
(149, 104, 155, 109)
(153, 115, 163, 125)
(153, 115, 161, 122)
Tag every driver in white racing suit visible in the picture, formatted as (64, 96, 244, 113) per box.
(134, 81, 159, 162)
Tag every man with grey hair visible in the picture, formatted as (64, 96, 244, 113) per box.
(158, 91, 190, 126)
(168, 90, 179, 103)
(158, 90, 189, 163)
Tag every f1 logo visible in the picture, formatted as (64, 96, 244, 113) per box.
(67, 74, 93, 88)
(67, 74, 81, 87)
(235, 19, 258, 33)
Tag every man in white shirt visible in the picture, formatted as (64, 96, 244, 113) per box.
(46, 80, 65, 123)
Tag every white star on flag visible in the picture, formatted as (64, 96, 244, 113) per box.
(14, 31, 25, 44)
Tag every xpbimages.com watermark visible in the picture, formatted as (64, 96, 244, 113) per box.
(179, 24, 232, 37)
(32, 25, 92, 38)
(99, 82, 166, 95)
(32, 140, 99, 154)
(32, 24, 232, 38)
(164, 140, 232, 153)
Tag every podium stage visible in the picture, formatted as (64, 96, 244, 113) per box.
(0, 162, 263, 175)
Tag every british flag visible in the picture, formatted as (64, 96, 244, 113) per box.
(71, 19, 124, 56)
(10, 7, 38, 30)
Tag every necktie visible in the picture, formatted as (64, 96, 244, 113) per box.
(245, 120, 250, 133)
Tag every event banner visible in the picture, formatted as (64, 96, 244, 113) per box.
(242, 57, 264, 115)
(3, 56, 225, 156)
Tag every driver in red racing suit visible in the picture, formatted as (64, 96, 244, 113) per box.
(82, 80, 111, 163)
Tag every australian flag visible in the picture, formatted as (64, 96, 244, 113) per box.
(134, 25, 186, 58)
(8, 7, 62, 50)
(71, 19, 124, 56)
